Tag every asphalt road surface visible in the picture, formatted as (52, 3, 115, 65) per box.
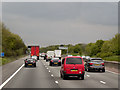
(1, 57, 119, 89)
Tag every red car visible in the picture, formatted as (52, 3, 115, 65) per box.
(60, 56, 85, 80)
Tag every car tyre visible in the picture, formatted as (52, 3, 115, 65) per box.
(63, 74, 67, 80)
(25, 64, 27, 67)
(81, 75, 84, 80)
(34, 63, 36, 67)
(102, 69, 105, 72)
(87, 68, 90, 72)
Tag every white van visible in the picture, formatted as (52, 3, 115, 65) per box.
(54, 50, 61, 59)
(46, 51, 54, 61)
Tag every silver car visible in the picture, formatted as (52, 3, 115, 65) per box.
(85, 58, 105, 72)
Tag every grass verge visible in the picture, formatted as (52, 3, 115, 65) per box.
(0, 54, 27, 66)
(102, 56, 120, 62)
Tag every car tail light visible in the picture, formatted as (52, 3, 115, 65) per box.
(58, 60, 61, 62)
(33, 61, 36, 63)
(101, 63, 104, 66)
(89, 63, 93, 65)
(25, 61, 28, 63)
(51, 60, 53, 62)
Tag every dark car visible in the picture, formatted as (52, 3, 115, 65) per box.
(24, 58, 37, 67)
(85, 58, 105, 72)
(49, 58, 61, 66)
(60, 56, 85, 80)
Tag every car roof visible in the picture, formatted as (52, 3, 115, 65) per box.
(27, 58, 35, 60)
(52, 58, 60, 59)
(90, 58, 102, 60)
(65, 56, 82, 58)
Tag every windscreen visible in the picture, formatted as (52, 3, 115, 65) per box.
(66, 58, 82, 64)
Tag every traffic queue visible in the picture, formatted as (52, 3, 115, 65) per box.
(24, 45, 105, 80)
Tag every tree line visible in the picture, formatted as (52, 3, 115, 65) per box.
(2, 23, 27, 57)
(40, 33, 120, 59)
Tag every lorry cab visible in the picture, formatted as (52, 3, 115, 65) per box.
(60, 56, 85, 80)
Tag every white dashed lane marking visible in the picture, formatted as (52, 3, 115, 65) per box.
(55, 81, 59, 84)
(49, 70, 51, 72)
(100, 81, 106, 84)
(51, 74, 54, 77)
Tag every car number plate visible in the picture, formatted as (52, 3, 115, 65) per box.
(28, 64, 32, 65)
(71, 70, 78, 71)
(95, 64, 100, 66)
(54, 63, 58, 64)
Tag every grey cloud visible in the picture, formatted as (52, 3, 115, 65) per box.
(3, 2, 118, 25)
(2, 2, 118, 47)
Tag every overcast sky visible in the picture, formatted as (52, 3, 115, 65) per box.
(2, 2, 118, 47)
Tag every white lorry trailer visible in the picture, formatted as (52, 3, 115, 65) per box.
(46, 51, 54, 61)
(54, 50, 61, 59)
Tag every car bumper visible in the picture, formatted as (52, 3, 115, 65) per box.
(64, 73, 84, 76)
(51, 62, 61, 65)
(63, 72, 85, 76)
(25, 63, 35, 65)
(89, 66, 105, 70)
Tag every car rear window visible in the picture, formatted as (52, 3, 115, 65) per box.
(66, 58, 82, 64)
(53, 59, 60, 61)
(27, 59, 34, 61)
(91, 59, 102, 61)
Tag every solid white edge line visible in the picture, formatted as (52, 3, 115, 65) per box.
(0, 64, 24, 89)
(106, 70, 118, 75)
(55, 81, 58, 84)
(100, 81, 106, 84)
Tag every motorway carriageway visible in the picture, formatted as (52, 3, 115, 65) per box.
(0, 57, 118, 89)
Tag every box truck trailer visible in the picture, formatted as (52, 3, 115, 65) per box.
(30, 46, 39, 60)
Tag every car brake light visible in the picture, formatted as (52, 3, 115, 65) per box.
(58, 60, 61, 62)
(33, 61, 35, 63)
(101, 63, 104, 65)
(89, 63, 93, 65)
(25, 61, 27, 63)
(51, 60, 53, 62)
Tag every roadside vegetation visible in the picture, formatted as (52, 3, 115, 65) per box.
(1, 23, 27, 65)
(40, 33, 120, 62)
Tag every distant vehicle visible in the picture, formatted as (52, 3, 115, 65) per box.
(41, 53, 46, 57)
(54, 50, 61, 59)
(49, 58, 61, 66)
(85, 58, 105, 72)
(67, 55, 73, 57)
(31, 56, 37, 60)
(24, 58, 37, 67)
(82, 56, 86, 59)
(30, 46, 39, 60)
(60, 56, 85, 80)
(85, 56, 90, 60)
(46, 51, 54, 61)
